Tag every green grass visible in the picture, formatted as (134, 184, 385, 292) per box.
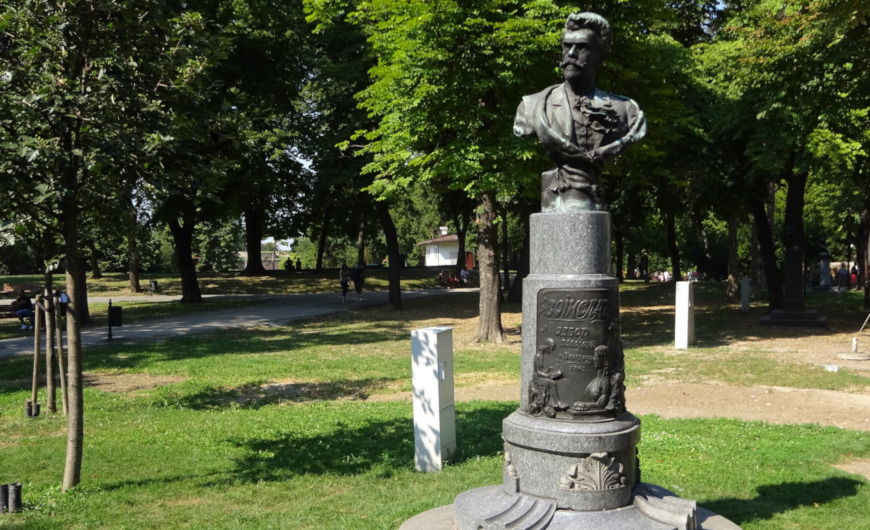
(0, 267, 459, 340)
(1, 283, 869, 528)
(1, 267, 455, 298)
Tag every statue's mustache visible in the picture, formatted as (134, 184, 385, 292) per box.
(561, 60, 587, 69)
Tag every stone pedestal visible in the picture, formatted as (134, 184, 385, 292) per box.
(411, 327, 456, 472)
(675, 282, 695, 349)
(760, 248, 827, 327)
(450, 211, 707, 530)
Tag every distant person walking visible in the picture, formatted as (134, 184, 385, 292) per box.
(837, 263, 849, 293)
(350, 263, 365, 303)
(339, 263, 350, 304)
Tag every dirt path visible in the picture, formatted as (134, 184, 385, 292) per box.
(367, 324, 870, 433)
(369, 379, 870, 432)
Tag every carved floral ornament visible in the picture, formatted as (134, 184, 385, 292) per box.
(558, 453, 627, 491)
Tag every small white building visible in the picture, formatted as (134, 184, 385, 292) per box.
(417, 227, 474, 269)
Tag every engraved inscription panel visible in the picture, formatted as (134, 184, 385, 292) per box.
(526, 288, 621, 419)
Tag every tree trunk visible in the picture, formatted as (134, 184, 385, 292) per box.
(783, 174, 806, 251)
(500, 205, 510, 290)
(615, 229, 624, 283)
(507, 218, 530, 304)
(127, 229, 143, 293)
(62, 194, 83, 492)
(356, 213, 366, 266)
(451, 208, 470, 273)
(167, 217, 203, 304)
(726, 215, 739, 301)
(88, 252, 102, 279)
(750, 222, 763, 297)
(315, 204, 332, 272)
(241, 207, 268, 276)
(664, 210, 681, 282)
(474, 190, 507, 343)
(863, 205, 870, 309)
(750, 198, 783, 310)
(75, 257, 90, 325)
(376, 201, 403, 310)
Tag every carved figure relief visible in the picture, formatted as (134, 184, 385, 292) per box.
(570, 345, 611, 412)
(606, 322, 626, 414)
(558, 453, 627, 491)
(527, 337, 567, 418)
(504, 444, 518, 479)
(526, 288, 626, 419)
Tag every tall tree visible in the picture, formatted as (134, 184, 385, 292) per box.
(313, 0, 564, 341)
(0, 0, 201, 490)
(697, 0, 870, 309)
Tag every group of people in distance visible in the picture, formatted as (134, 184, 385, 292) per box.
(438, 267, 471, 289)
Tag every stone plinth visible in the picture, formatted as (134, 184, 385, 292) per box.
(759, 248, 827, 327)
(402, 483, 740, 530)
(411, 327, 456, 472)
(759, 309, 828, 327)
(675, 281, 695, 349)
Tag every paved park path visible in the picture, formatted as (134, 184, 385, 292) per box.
(0, 288, 464, 360)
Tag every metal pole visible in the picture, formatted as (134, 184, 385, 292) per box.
(55, 291, 68, 416)
(31, 294, 43, 410)
(45, 288, 57, 413)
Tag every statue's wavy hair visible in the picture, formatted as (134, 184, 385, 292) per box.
(563, 12, 612, 59)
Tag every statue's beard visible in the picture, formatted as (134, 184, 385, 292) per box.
(562, 63, 591, 89)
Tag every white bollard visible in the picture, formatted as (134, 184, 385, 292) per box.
(741, 276, 751, 312)
(675, 281, 696, 349)
(411, 326, 456, 472)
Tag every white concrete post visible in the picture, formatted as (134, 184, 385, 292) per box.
(675, 281, 695, 349)
(411, 326, 456, 472)
(741, 276, 751, 312)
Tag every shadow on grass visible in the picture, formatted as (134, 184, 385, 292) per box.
(0, 293, 482, 381)
(226, 401, 514, 483)
(176, 378, 397, 410)
(701, 477, 863, 526)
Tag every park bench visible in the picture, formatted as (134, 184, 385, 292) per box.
(2, 283, 43, 298)
(1, 283, 44, 326)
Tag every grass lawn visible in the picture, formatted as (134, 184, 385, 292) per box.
(1, 284, 869, 528)
(1, 267, 447, 298)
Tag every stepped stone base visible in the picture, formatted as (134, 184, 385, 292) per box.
(400, 484, 741, 530)
(759, 309, 828, 327)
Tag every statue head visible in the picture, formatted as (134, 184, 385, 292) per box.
(561, 13, 612, 93)
(593, 344, 609, 368)
(539, 337, 556, 355)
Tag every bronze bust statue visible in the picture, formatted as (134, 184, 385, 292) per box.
(514, 13, 646, 212)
